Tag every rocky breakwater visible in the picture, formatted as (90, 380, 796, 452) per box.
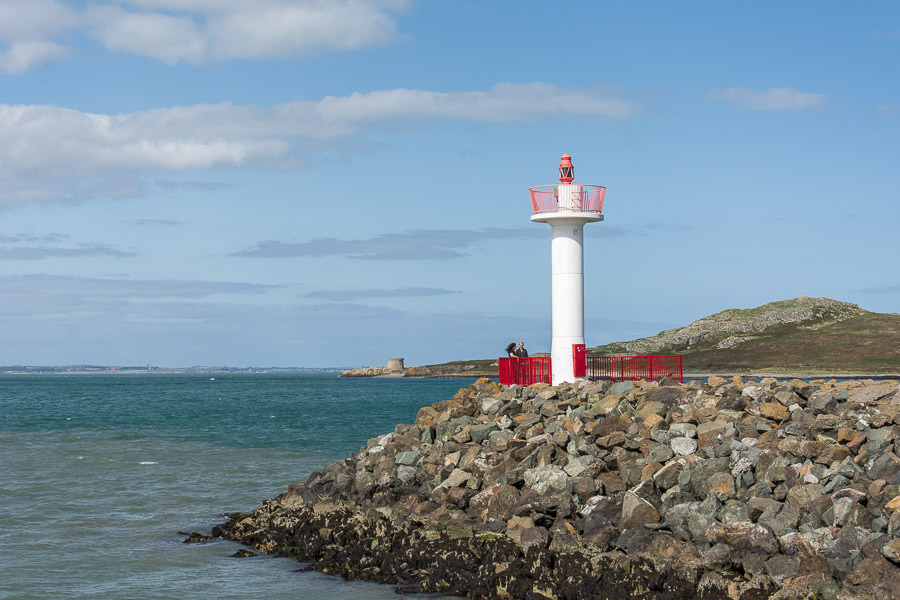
(340, 366, 398, 377)
(213, 377, 900, 599)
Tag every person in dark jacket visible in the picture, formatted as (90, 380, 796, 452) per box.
(515, 342, 528, 358)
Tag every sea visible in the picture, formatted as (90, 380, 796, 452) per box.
(0, 372, 478, 600)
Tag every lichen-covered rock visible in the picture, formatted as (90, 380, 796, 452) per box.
(214, 376, 900, 600)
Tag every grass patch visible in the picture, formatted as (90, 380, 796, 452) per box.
(681, 313, 900, 373)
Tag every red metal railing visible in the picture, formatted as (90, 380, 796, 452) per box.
(586, 355, 683, 383)
(498, 357, 551, 385)
(529, 184, 605, 215)
(498, 354, 683, 385)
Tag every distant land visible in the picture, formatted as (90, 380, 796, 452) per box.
(0, 366, 343, 375)
(340, 360, 499, 379)
(8, 297, 898, 377)
(343, 297, 900, 377)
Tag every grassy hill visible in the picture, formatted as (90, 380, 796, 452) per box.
(588, 297, 900, 374)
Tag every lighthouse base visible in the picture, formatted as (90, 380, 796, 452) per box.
(551, 337, 584, 385)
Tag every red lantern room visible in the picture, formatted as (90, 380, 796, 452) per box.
(558, 153, 574, 184)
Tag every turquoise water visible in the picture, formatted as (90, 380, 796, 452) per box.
(0, 373, 476, 600)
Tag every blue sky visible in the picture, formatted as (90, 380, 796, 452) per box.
(0, 1, 898, 368)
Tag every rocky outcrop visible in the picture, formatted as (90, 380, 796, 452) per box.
(594, 297, 865, 355)
(341, 360, 497, 378)
(339, 365, 398, 377)
(213, 376, 900, 599)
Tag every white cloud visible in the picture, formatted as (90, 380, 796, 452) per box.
(305, 83, 640, 132)
(85, 4, 209, 65)
(0, 103, 288, 175)
(127, 218, 182, 226)
(233, 228, 535, 260)
(304, 287, 458, 300)
(861, 283, 900, 294)
(707, 87, 827, 111)
(204, 0, 403, 60)
(0, 0, 76, 39)
(0, 84, 640, 206)
(0, 242, 136, 260)
(0, 273, 277, 304)
(0, 0, 408, 71)
(0, 39, 71, 74)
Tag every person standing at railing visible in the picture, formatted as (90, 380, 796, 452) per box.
(501, 343, 519, 385)
(515, 342, 528, 385)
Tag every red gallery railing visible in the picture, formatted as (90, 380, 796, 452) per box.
(586, 355, 683, 383)
(529, 184, 606, 215)
(498, 357, 552, 386)
(498, 354, 683, 385)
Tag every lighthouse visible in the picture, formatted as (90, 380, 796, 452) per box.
(530, 154, 606, 385)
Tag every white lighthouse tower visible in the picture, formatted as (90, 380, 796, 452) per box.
(530, 154, 606, 385)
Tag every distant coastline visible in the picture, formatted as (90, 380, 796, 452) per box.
(5, 365, 899, 381)
(340, 359, 496, 379)
(0, 366, 344, 375)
